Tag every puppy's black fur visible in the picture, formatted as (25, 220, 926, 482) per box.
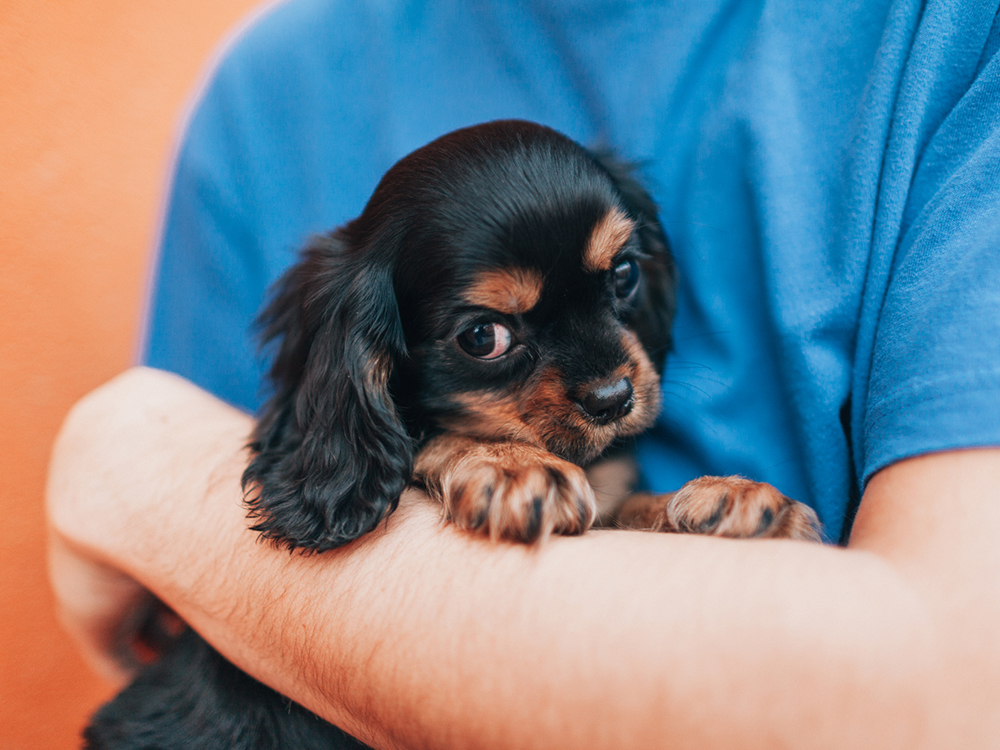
(244, 120, 675, 550)
(84, 629, 367, 750)
(85, 120, 677, 748)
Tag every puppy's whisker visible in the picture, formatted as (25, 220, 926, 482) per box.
(661, 379, 714, 400)
(664, 360, 717, 371)
(663, 371, 729, 390)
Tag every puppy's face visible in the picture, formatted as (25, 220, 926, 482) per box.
(396, 203, 668, 466)
(244, 121, 675, 550)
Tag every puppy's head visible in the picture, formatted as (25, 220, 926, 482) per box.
(244, 120, 675, 551)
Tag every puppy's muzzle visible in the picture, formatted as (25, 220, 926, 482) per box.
(577, 376, 634, 425)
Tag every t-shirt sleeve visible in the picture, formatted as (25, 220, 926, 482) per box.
(861, 30, 1000, 483)
(140, 1, 386, 413)
(142, 88, 272, 414)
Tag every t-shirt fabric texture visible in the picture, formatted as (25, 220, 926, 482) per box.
(143, 0, 1000, 543)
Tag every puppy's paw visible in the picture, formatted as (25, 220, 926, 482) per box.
(619, 476, 821, 541)
(417, 437, 596, 543)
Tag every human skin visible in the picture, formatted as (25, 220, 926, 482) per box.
(48, 367, 1000, 749)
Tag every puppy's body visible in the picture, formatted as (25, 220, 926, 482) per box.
(86, 121, 818, 749)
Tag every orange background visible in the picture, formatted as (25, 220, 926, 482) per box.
(1, 0, 262, 746)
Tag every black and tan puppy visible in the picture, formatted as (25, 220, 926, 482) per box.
(85, 120, 819, 750)
(243, 119, 818, 548)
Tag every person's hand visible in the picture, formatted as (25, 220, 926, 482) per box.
(48, 531, 164, 684)
(46, 367, 252, 682)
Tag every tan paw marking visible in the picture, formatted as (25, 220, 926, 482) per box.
(619, 476, 821, 541)
(416, 436, 596, 543)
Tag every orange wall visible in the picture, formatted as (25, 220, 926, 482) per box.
(0, 0, 263, 745)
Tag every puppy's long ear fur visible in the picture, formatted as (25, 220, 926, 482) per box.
(243, 232, 413, 552)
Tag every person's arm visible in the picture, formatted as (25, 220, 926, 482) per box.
(48, 367, 1000, 749)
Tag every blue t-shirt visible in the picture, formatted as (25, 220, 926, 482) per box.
(144, 0, 1000, 543)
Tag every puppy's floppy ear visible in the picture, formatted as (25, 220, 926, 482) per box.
(242, 232, 413, 552)
(590, 150, 678, 372)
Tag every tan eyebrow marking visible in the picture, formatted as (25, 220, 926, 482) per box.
(464, 267, 544, 314)
(583, 207, 635, 272)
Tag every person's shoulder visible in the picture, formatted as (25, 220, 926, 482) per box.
(180, 0, 412, 169)
(211, 0, 378, 89)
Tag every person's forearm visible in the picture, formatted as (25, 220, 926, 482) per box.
(49, 369, 1000, 749)
(171, 498, 936, 750)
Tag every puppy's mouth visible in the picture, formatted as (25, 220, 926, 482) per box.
(552, 365, 661, 465)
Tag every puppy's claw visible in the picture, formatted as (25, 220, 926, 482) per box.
(619, 476, 821, 541)
(427, 440, 596, 543)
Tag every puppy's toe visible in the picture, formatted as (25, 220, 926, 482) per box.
(620, 476, 821, 541)
(441, 443, 596, 543)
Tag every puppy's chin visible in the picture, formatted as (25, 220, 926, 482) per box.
(433, 423, 612, 467)
(542, 431, 617, 467)
(542, 403, 660, 466)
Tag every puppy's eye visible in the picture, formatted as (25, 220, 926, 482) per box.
(457, 323, 513, 359)
(613, 259, 640, 298)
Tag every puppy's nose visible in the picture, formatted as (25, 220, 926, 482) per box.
(579, 377, 634, 425)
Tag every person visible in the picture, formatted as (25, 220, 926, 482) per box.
(47, 0, 1000, 747)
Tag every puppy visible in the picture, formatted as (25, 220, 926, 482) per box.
(85, 120, 819, 750)
(242, 119, 818, 549)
